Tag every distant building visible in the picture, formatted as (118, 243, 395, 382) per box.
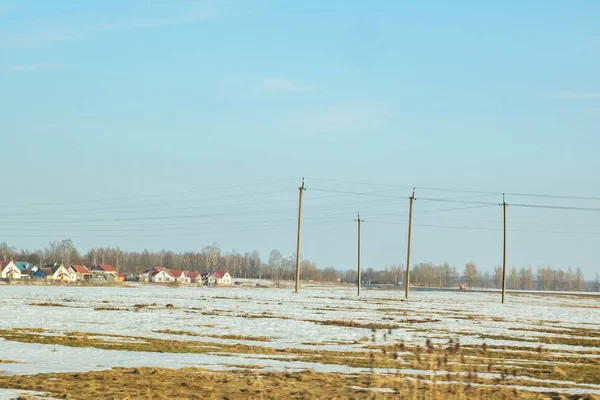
(45, 264, 71, 281)
(168, 270, 191, 284)
(69, 265, 92, 282)
(92, 265, 118, 274)
(40, 267, 54, 280)
(185, 271, 200, 284)
(0, 261, 21, 280)
(206, 271, 232, 286)
(92, 265, 118, 282)
(150, 267, 175, 283)
(15, 262, 36, 272)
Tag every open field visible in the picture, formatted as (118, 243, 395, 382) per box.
(0, 285, 599, 399)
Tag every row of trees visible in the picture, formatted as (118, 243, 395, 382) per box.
(0, 240, 334, 282)
(1, 241, 597, 291)
(351, 261, 596, 292)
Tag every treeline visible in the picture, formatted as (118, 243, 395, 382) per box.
(0, 240, 597, 291)
(402, 262, 594, 292)
(0, 240, 335, 282)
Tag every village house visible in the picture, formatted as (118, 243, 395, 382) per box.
(69, 265, 92, 282)
(15, 262, 36, 272)
(0, 261, 21, 280)
(92, 264, 117, 275)
(206, 271, 232, 286)
(30, 268, 47, 279)
(40, 267, 54, 280)
(150, 267, 175, 283)
(139, 270, 151, 283)
(91, 265, 118, 282)
(15, 262, 37, 279)
(168, 270, 191, 284)
(185, 271, 200, 284)
(44, 264, 71, 281)
(124, 273, 139, 282)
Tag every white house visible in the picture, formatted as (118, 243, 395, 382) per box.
(207, 271, 232, 286)
(168, 270, 191, 284)
(0, 261, 21, 280)
(151, 268, 175, 283)
(69, 265, 92, 282)
(50, 265, 71, 281)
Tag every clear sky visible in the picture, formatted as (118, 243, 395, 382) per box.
(1, 1, 599, 277)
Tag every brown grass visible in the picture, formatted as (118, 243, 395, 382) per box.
(28, 302, 64, 307)
(306, 319, 400, 330)
(154, 329, 272, 342)
(0, 366, 553, 400)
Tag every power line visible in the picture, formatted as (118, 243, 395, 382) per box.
(367, 220, 600, 235)
(505, 192, 600, 202)
(417, 197, 499, 206)
(306, 177, 412, 189)
(415, 205, 496, 214)
(0, 189, 296, 217)
(309, 188, 409, 199)
(0, 220, 335, 239)
(511, 203, 600, 212)
(0, 178, 300, 209)
(309, 177, 600, 202)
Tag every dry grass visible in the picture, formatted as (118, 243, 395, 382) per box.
(28, 302, 64, 307)
(0, 366, 555, 400)
(3, 327, 600, 391)
(306, 319, 400, 330)
(154, 329, 272, 342)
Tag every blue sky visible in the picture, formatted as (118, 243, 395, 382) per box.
(1, 1, 599, 277)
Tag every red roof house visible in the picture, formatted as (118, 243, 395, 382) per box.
(71, 265, 91, 274)
(93, 265, 117, 273)
(207, 271, 232, 285)
(69, 265, 92, 281)
(168, 270, 184, 279)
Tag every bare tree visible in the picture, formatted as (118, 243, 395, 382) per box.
(0, 242, 16, 261)
(268, 249, 283, 281)
(519, 267, 533, 290)
(35, 249, 45, 267)
(59, 239, 76, 266)
(553, 269, 566, 291)
(493, 265, 503, 289)
(202, 243, 221, 273)
(566, 267, 575, 291)
(113, 247, 124, 272)
(575, 267, 585, 291)
(510, 268, 519, 290)
(44, 241, 61, 265)
(464, 262, 478, 288)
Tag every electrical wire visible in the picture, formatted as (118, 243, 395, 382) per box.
(0, 178, 300, 209)
(367, 220, 600, 235)
(308, 177, 600, 202)
(511, 203, 600, 212)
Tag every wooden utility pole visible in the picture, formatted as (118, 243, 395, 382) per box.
(294, 178, 306, 294)
(501, 194, 508, 304)
(405, 188, 416, 300)
(355, 212, 363, 296)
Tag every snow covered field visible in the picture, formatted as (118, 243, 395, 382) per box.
(0, 284, 598, 397)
